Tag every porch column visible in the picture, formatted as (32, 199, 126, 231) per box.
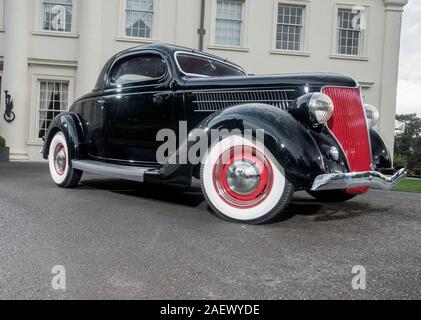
(379, 0, 408, 158)
(75, 0, 103, 98)
(1, 0, 30, 160)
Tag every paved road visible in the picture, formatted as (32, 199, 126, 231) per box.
(0, 162, 420, 300)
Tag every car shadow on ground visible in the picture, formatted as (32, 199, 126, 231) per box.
(78, 178, 206, 207)
(78, 177, 389, 223)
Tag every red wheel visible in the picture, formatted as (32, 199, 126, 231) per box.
(53, 144, 67, 176)
(48, 132, 82, 188)
(212, 146, 273, 209)
(201, 135, 295, 224)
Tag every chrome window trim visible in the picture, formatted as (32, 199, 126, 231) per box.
(174, 51, 248, 78)
(108, 50, 170, 87)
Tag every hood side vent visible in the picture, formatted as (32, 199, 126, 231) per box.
(193, 89, 296, 112)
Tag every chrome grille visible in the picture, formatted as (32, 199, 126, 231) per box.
(193, 89, 295, 112)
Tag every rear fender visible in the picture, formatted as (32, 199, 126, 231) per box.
(42, 113, 84, 160)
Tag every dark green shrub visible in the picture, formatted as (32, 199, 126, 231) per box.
(0, 136, 5, 148)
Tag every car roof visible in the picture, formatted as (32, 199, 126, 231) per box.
(116, 43, 244, 69)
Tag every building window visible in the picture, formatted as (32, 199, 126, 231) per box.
(215, 0, 245, 47)
(42, 0, 73, 32)
(276, 4, 305, 51)
(125, 0, 154, 38)
(38, 81, 69, 139)
(336, 8, 364, 56)
(0, 0, 5, 29)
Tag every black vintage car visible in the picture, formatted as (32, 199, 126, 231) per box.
(42, 44, 406, 224)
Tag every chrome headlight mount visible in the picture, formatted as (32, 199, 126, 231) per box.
(291, 92, 335, 126)
(308, 93, 335, 124)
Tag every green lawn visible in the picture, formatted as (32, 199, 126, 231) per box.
(393, 178, 421, 193)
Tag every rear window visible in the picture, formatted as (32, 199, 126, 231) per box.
(175, 53, 246, 78)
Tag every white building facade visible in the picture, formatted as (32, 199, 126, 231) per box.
(0, 0, 408, 161)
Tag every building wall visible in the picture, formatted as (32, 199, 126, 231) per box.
(0, 0, 408, 162)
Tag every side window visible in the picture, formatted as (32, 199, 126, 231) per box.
(110, 54, 167, 85)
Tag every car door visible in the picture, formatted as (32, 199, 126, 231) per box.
(98, 51, 175, 165)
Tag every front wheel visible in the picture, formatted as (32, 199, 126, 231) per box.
(48, 131, 82, 188)
(200, 135, 294, 225)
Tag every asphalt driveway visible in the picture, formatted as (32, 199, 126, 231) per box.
(0, 162, 420, 299)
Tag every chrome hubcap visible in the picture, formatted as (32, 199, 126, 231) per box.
(227, 160, 261, 195)
(54, 144, 66, 175)
(213, 146, 274, 209)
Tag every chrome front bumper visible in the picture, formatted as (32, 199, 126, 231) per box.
(311, 168, 407, 191)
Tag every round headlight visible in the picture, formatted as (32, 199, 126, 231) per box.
(309, 93, 335, 124)
(364, 104, 379, 128)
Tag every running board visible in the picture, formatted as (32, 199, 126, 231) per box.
(72, 160, 149, 182)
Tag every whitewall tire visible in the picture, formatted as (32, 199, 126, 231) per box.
(48, 131, 82, 188)
(200, 135, 294, 224)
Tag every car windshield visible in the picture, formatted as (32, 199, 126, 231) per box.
(175, 53, 247, 78)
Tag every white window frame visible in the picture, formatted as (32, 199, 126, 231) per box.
(330, 3, 370, 61)
(208, 0, 250, 51)
(29, 73, 75, 144)
(270, 0, 310, 56)
(0, 0, 5, 31)
(33, 0, 78, 37)
(117, 0, 159, 43)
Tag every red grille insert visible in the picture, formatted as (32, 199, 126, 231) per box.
(322, 87, 371, 195)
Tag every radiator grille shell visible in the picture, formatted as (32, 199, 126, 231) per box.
(322, 86, 372, 195)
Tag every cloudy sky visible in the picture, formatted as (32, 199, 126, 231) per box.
(396, 0, 421, 116)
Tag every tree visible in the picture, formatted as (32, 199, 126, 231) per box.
(394, 114, 421, 169)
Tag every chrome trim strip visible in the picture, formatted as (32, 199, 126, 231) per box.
(72, 160, 149, 182)
(311, 168, 407, 191)
(193, 100, 295, 104)
(88, 154, 159, 165)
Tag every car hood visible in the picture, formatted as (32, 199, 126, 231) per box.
(182, 73, 358, 91)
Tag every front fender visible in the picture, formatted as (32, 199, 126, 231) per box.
(370, 129, 392, 170)
(42, 113, 84, 160)
(196, 104, 325, 182)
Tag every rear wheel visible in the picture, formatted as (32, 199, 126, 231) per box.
(200, 135, 294, 224)
(48, 131, 82, 188)
(307, 190, 356, 202)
